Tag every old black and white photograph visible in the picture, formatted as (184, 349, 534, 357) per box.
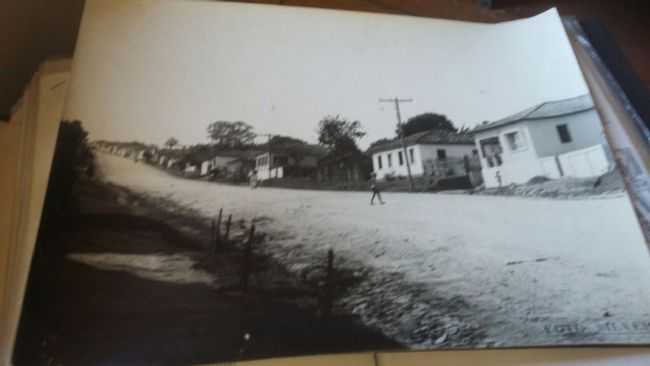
(13, 0, 650, 365)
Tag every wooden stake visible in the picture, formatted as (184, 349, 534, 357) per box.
(215, 208, 223, 252)
(323, 248, 334, 318)
(210, 218, 215, 250)
(225, 214, 232, 242)
(241, 223, 255, 293)
(326, 249, 334, 282)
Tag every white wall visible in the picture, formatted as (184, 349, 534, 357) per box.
(419, 144, 475, 161)
(184, 164, 197, 174)
(202, 156, 238, 176)
(211, 156, 237, 168)
(476, 124, 546, 187)
(558, 144, 610, 178)
(539, 156, 562, 179)
(477, 113, 613, 187)
(200, 161, 210, 175)
(372, 145, 423, 179)
(372, 144, 475, 180)
(526, 109, 606, 158)
(255, 152, 272, 181)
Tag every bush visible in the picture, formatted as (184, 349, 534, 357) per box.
(528, 175, 552, 185)
(42, 120, 94, 224)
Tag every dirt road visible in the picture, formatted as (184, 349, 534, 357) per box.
(97, 153, 650, 347)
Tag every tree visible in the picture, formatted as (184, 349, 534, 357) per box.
(142, 150, 153, 163)
(164, 137, 179, 149)
(43, 120, 94, 224)
(262, 135, 310, 166)
(368, 137, 393, 150)
(457, 125, 472, 134)
(207, 121, 256, 147)
(26, 120, 95, 338)
(317, 115, 366, 153)
(399, 113, 457, 137)
(180, 144, 212, 165)
(269, 135, 307, 146)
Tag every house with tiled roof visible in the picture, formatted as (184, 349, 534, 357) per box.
(473, 94, 612, 188)
(156, 148, 185, 169)
(317, 149, 372, 189)
(254, 142, 327, 181)
(367, 129, 478, 181)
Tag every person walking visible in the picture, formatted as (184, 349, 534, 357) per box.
(248, 169, 258, 189)
(369, 172, 385, 205)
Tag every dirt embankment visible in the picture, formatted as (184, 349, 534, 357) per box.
(474, 170, 625, 199)
(14, 179, 398, 366)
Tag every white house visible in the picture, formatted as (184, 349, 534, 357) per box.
(473, 94, 612, 188)
(368, 130, 477, 181)
(255, 144, 326, 181)
(135, 150, 145, 161)
(200, 155, 239, 176)
(166, 158, 178, 169)
(255, 152, 284, 180)
(184, 163, 198, 175)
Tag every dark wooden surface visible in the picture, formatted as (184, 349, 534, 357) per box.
(1, 0, 649, 116)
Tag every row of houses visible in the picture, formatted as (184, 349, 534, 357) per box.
(97, 94, 611, 190)
(367, 129, 481, 188)
(368, 94, 612, 188)
(96, 140, 352, 186)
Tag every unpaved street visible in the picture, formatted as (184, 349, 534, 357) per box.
(99, 153, 650, 347)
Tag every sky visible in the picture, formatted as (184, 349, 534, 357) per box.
(63, 0, 589, 149)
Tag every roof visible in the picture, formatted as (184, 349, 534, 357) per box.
(97, 141, 151, 151)
(366, 129, 475, 154)
(158, 148, 187, 159)
(256, 143, 328, 158)
(225, 156, 255, 165)
(473, 94, 594, 133)
(319, 149, 370, 165)
(184, 148, 263, 163)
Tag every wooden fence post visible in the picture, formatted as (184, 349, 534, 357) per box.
(210, 218, 215, 250)
(322, 248, 334, 319)
(214, 208, 223, 252)
(224, 214, 232, 242)
(241, 223, 255, 293)
(326, 249, 334, 282)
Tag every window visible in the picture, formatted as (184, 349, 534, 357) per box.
(398, 151, 404, 166)
(472, 149, 479, 156)
(409, 148, 415, 163)
(556, 124, 572, 143)
(387, 153, 393, 168)
(256, 156, 267, 167)
(479, 137, 503, 168)
(274, 155, 289, 166)
(437, 149, 447, 160)
(377, 155, 383, 169)
(505, 131, 525, 151)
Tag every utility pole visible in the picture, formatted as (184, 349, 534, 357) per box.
(379, 97, 414, 192)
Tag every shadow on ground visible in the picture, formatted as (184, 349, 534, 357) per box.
(13, 179, 399, 365)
